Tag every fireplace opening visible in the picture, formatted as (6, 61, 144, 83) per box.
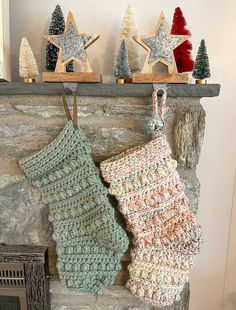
(0, 262, 26, 310)
(0, 245, 50, 310)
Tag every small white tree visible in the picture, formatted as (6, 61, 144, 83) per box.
(19, 37, 39, 79)
(114, 5, 141, 73)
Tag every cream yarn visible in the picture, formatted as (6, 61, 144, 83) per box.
(100, 88, 202, 306)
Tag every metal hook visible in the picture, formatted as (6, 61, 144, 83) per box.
(152, 83, 169, 95)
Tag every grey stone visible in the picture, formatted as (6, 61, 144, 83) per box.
(51, 306, 116, 310)
(0, 102, 13, 114)
(177, 168, 201, 214)
(0, 175, 52, 246)
(0, 124, 63, 159)
(50, 282, 150, 310)
(0, 123, 149, 162)
(85, 127, 148, 162)
(173, 109, 206, 169)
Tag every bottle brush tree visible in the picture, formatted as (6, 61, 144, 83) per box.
(114, 5, 141, 72)
(19, 37, 39, 79)
(45, 4, 73, 72)
(113, 39, 131, 79)
(171, 7, 194, 73)
(193, 39, 211, 80)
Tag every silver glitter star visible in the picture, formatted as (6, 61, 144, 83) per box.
(133, 12, 190, 74)
(46, 11, 99, 71)
(53, 22, 91, 62)
(142, 24, 183, 65)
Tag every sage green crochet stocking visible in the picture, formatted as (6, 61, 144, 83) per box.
(19, 95, 129, 292)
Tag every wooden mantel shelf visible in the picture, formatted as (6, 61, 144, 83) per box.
(0, 82, 220, 97)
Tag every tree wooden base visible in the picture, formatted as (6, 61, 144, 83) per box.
(132, 73, 189, 84)
(42, 72, 102, 83)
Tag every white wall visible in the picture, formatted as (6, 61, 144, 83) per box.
(9, 0, 236, 309)
(0, 0, 11, 80)
(222, 170, 236, 310)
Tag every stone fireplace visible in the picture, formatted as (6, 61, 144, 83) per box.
(0, 83, 220, 309)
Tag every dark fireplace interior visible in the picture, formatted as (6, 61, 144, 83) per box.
(0, 245, 49, 310)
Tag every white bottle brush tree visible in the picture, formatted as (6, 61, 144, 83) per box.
(114, 5, 141, 73)
(114, 39, 131, 79)
(19, 37, 39, 80)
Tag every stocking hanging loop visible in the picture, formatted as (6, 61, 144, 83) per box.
(61, 85, 78, 128)
(149, 84, 168, 137)
(61, 92, 72, 122)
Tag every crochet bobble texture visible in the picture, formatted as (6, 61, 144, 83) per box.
(100, 132, 202, 306)
(19, 120, 129, 292)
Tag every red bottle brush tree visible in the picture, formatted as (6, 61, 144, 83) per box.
(171, 7, 194, 73)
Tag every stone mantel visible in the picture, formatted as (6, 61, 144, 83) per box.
(0, 84, 220, 310)
(0, 82, 220, 97)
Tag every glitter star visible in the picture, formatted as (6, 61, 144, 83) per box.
(46, 12, 99, 72)
(134, 12, 190, 74)
(53, 23, 92, 63)
(142, 24, 184, 64)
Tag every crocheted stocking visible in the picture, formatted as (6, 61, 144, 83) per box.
(19, 95, 129, 292)
(100, 88, 202, 306)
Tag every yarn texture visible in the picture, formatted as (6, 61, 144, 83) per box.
(19, 120, 129, 292)
(100, 88, 202, 306)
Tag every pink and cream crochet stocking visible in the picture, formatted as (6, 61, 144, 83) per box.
(100, 87, 202, 306)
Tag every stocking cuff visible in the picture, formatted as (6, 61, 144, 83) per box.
(100, 133, 171, 183)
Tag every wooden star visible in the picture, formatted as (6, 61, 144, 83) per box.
(133, 12, 190, 74)
(46, 11, 99, 73)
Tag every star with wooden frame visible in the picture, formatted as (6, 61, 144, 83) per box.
(133, 12, 190, 75)
(46, 11, 99, 73)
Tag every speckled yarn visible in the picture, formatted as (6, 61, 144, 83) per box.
(100, 89, 202, 306)
(19, 120, 129, 292)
